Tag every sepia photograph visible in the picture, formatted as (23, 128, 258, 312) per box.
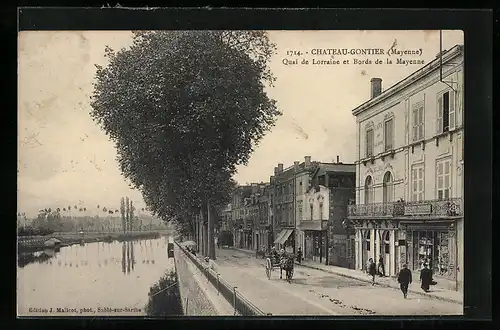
(18, 28, 465, 317)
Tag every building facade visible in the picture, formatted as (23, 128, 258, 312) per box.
(347, 45, 464, 291)
(271, 157, 318, 254)
(253, 183, 271, 251)
(220, 203, 232, 232)
(231, 185, 252, 249)
(301, 162, 356, 267)
(294, 157, 318, 257)
(270, 163, 296, 253)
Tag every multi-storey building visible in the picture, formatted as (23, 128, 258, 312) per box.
(250, 182, 271, 251)
(220, 203, 232, 232)
(294, 157, 319, 255)
(230, 185, 252, 249)
(347, 45, 464, 291)
(303, 161, 356, 267)
(271, 157, 317, 253)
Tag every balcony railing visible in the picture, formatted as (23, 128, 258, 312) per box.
(404, 198, 463, 217)
(348, 202, 400, 217)
(348, 198, 463, 218)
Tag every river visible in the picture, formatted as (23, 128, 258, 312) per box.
(17, 236, 176, 316)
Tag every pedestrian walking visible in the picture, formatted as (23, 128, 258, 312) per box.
(378, 255, 386, 277)
(420, 263, 433, 292)
(368, 258, 377, 285)
(296, 247, 303, 264)
(397, 264, 412, 299)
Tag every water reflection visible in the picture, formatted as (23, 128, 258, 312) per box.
(18, 237, 172, 316)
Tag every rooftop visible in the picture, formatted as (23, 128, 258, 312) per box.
(352, 44, 464, 116)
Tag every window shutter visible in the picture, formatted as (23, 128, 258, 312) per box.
(418, 107, 424, 139)
(437, 95, 443, 134)
(412, 109, 418, 142)
(449, 90, 456, 130)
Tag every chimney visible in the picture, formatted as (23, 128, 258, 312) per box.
(370, 78, 382, 98)
(278, 163, 284, 172)
(304, 156, 311, 167)
(336, 155, 340, 163)
(274, 167, 278, 175)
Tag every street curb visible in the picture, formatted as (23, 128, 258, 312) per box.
(228, 248, 462, 305)
(294, 262, 462, 305)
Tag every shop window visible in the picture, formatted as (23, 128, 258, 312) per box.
(411, 230, 449, 276)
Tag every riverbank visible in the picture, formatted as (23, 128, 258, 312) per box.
(17, 231, 167, 252)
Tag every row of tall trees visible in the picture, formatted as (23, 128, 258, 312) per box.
(120, 197, 140, 232)
(18, 202, 151, 234)
(90, 30, 281, 259)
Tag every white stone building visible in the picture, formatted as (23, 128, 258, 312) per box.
(347, 44, 464, 291)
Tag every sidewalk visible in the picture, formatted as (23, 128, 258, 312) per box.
(229, 247, 463, 305)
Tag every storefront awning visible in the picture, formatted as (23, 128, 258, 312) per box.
(274, 229, 293, 245)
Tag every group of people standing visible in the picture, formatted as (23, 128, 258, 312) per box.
(366, 256, 436, 299)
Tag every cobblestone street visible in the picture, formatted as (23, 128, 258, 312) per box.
(215, 248, 463, 316)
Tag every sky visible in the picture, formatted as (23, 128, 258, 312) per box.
(18, 30, 463, 217)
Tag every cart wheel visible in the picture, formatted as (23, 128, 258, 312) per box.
(265, 258, 272, 280)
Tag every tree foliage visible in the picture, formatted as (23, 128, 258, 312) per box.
(90, 30, 280, 236)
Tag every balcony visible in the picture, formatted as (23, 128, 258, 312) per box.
(348, 202, 401, 217)
(403, 198, 463, 217)
(347, 198, 463, 219)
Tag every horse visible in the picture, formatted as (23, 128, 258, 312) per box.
(279, 254, 295, 282)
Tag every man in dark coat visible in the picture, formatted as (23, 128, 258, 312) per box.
(368, 258, 377, 285)
(420, 263, 433, 292)
(296, 247, 303, 264)
(397, 264, 412, 299)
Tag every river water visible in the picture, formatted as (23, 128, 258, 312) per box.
(17, 236, 175, 316)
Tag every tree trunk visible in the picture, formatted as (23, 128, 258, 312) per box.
(208, 200, 216, 260)
(203, 221, 208, 257)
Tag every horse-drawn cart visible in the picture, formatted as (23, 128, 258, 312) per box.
(264, 253, 294, 282)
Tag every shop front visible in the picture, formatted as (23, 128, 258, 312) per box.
(299, 220, 328, 264)
(243, 229, 253, 250)
(273, 228, 295, 253)
(399, 220, 459, 287)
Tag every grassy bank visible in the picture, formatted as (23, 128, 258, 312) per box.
(145, 270, 184, 316)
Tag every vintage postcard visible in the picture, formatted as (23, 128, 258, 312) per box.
(18, 29, 464, 317)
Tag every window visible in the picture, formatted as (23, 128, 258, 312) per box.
(412, 104, 424, 142)
(364, 176, 373, 204)
(310, 204, 314, 221)
(411, 166, 424, 201)
(298, 201, 303, 221)
(299, 181, 303, 194)
(382, 171, 393, 203)
(437, 159, 451, 200)
(437, 90, 456, 134)
(366, 129, 374, 157)
(384, 119, 394, 151)
(319, 202, 323, 220)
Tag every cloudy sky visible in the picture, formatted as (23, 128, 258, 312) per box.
(18, 30, 463, 217)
